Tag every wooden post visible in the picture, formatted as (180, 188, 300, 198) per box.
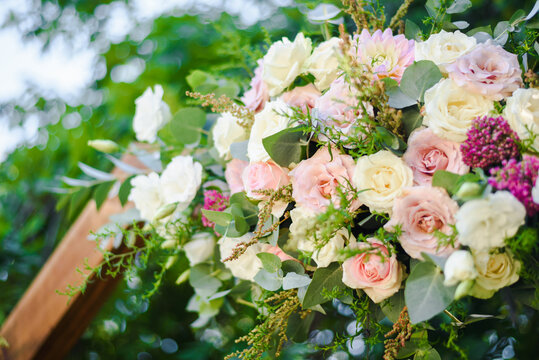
(0, 158, 143, 360)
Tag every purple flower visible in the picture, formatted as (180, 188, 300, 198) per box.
(489, 155, 539, 216)
(460, 116, 520, 169)
(201, 190, 229, 229)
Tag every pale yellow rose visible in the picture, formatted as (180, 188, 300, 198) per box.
(503, 88, 539, 150)
(470, 251, 520, 299)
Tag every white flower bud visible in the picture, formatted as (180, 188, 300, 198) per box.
(88, 139, 119, 153)
(444, 250, 478, 286)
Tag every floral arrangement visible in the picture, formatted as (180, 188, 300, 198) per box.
(62, 1, 539, 359)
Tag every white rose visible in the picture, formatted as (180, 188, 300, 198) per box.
(423, 78, 494, 142)
(352, 150, 413, 214)
(218, 233, 263, 281)
(263, 33, 312, 96)
(470, 251, 520, 299)
(288, 206, 317, 245)
(305, 37, 342, 91)
(184, 233, 215, 265)
(247, 100, 291, 162)
(129, 172, 164, 221)
(299, 229, 355, 268)
(443, 250, 477, 286)
(456, 191, 526, 252)
(212, 112, 248, 160)
(503, 88, 539, 149)
(133, 85, 172, 143)
(415, 30, 476, 72)
(160, 155, 202, 210)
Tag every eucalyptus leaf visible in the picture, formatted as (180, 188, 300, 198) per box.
(446, 0, 471, 14)
(400, 61, 442, 102)
(189, 264, 222, 298)
(405, 261, 456, 324)
(405, 19, 421, 40)
(282, 272, 312, 290)
(401, 107, 422, 137)
(94, 180, 115, 210)
(78, 162, 115, 181)
(286, 311, 315, 343)
(201, 209, 233, 227)
(257, 252, 282, 273)
(282, 260, 305, 275)
(169, 107, 207, 145)
(254, 269, 283, 291)
(381, 290, 406, 323)
(387, 86, 417, 109)
(302, 263, 345, 308)
(118, 176, 134, 206)
(432, 170, 460, 195)
(229, 140, 249, 161)
(262, 126, 306, 167)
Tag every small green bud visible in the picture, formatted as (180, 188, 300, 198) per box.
(455, 182, 482, 199)
(88, 139, 119, 153)
(455, 279, 474, 300)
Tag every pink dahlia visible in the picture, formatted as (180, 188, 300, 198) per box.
(201, 190, 229, 229)
(489, 156, 539, 216)
(460, 116, 520, 169)
(353, 28, 414, 82)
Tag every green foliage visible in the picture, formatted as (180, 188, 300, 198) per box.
(405, 261, 456, 324)
(302, 263, 345, 308)
(262, 126, 308, 167)
(399, 60, 443, 103)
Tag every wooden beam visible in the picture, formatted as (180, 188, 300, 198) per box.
(0, 157, 143, 360)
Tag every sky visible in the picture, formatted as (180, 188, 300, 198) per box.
(0, 0, 294, 162)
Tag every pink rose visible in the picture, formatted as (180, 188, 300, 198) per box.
(403, 128, 469, 185)
(446, 43, 523, 101)
(384, 186, 459, 259)
(225, 159, 248, 194)
(342, 238, 404, 303)
(289, 146, 361, 213)
(261, 244, 298, 262)
(242, 161, 290, 200)
(241, 60, 270, 113)
(280, 83, 321, 113)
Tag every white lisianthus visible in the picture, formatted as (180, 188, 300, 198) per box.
(415, 30, 476, 72)
(247, 100, 291, 162)
(263, 33, 312, 96)
(470, 251, 521, 299)
(455, 191, 526, 252)
(129, 172, 164, 221)
(298, 229, 355, 268)
(443, 250, 477, 286)
(305, 37, 342, 91)
(503, 88, 539, 149)
(133, 85, 172, 143)
(352, 150, 413, 214)
(160, 155, 202, 210)
(184, 233, 215, 266)
(423, 78, 494, 142)
(218, 233, 263, 281)
(212, 113, 248, 160)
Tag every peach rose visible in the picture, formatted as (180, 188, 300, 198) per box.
(289, 146, 361, 213)
(242, 161, 290, 200)
(280, 84, 321, 113)
(241, 60, 269, 113)
(315, 78, 373, 139)
(403, 128, 469, 185)
(342, 238, 405, 303)
(261, 244, 297, 262)
(385, 186, 460, 259)
(446, 43, 523, 101)
(225, 159, 248, 194)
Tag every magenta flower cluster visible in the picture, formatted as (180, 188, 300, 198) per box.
(460, 116, 520, 169)
(489, 155, 539, 216)
(201, 190, 229, 229)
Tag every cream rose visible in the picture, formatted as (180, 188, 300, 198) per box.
(297, 228, 355, 268)
(470, 251, 520, 299)
(443, 250, 477, 286)
(133, 85, 171, 143)
(212, 113, 248, 160)
(184, 232, 215, 266)
(247, 100, 291, 162)
(455, 191, 526, 252)
(129, 172, 164, 221)
(218, 233, 263, 281)
(342, 238, 405, 303)
(305, 37, 342, 91)
(263, 33, 312, 96)
(287, 206, 318, 251)
(353, 150, 413, 214)
(503, 88, 539, 150)
(415, 30, 476, 72)
(423, 78, 494, 142)
(160, 155, 203, 210)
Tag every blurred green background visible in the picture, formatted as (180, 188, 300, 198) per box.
(0, 0, 537, 359)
